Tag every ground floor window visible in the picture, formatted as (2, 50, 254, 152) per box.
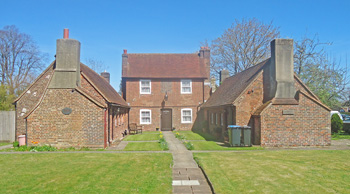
(140, 109, 151, 124)
(181, 108, 192, 123)
(221, 113, 224, 126)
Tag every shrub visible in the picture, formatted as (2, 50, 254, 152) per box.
(159, 137, 169, 150)
(184, 141, 194, 150)
(343, 123, 350, 134)
(331, 114, 343, 134)
(13, 141, 19, 147)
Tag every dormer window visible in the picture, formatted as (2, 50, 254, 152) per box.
(140, 79, 151, 94)
(181, 79, 192, 94)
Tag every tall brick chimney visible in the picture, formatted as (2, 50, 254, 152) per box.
(263, 39, 296, 102)
(199, 47, 210, 79)
(101, 71, 110, 83)
(49, 29, 81, 88)
(220, 69, 229, 85)
(122, 49, 128, 78)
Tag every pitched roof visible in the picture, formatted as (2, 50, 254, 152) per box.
(80, 63, 129, 107)
(201, 59, 269, 108)
(123, 53, 207, 78)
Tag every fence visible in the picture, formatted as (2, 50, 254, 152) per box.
(0, 111, 15, 142)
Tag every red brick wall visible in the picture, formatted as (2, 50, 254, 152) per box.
(16, 66, 54, 137)
(125, 78, 205, 131)
(27, 89, 105, 148)
(260, 93, 331, 147)
(234, 73, 264, 126)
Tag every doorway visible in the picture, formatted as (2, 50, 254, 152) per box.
(161, 109, 172, 131)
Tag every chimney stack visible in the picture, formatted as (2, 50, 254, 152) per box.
(101, 71, 110, 83)
(263, 39, 295, 102)
(49, 29, 81, 89)
(122, 49, 128, 78)
(199, 46, 211, 80)
(220, 69, 229, 85)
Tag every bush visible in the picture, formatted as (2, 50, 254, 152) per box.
(331, 114, 343, 134)
(343, 123, 350, 134)
(159, 137, 169, 150)
(183, 141, 194, 150)
(13, 141, 19, 147)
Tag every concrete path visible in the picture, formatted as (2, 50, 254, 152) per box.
(0, 144, 12, 150)
(163, 131, 212, 194)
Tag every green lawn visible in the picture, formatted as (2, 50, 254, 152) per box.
(123, 132, 160, 141)
(190, 141, 263, 151)
(332, 134, 350, 140)
(0, 142, 11, 147)
(124, 142, 163, 151)
(0, 153, 172, 193)
(174, 131, 205, 140)
(194, 150, 350, 194)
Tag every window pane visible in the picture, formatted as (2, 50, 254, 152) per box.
(183, 110, 191, 116)
(182, 81, 190, 86)
(183, 116, 191, 122)
(141, 87, 150, 93)
(142, 118, 150, 123)
(182, 87, 191, 92)
(141, 81, 150, 86)
(141, 111, 150, 117)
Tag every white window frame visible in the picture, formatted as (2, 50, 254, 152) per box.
(221, 113, 224, 126)
(140, 109, 152, 124)
(140, 79, 151, 94)
(181, 108, 192, 123)
(181, 79, 192, 94)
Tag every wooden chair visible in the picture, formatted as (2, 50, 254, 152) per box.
(129, 123, 138, 135)
(129, 123, 143, 135)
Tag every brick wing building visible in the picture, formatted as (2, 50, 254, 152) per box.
(121, 48, 211, 131)
(14, 30, 129, 148)
(200, 39, 331, 147)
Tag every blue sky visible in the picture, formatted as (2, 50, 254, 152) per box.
(1, 0, 349, 89)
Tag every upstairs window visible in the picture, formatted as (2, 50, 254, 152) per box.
(140, 79, 151, 94)
(181, 108, 192, 123)
(140, 109, 151, 124)
(181, 79, 192, 94)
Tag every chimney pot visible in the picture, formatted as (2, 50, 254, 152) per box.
(63, 29, 69, 39)
(123, 49, 127, 54)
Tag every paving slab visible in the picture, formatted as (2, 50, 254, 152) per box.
(0, 144, 12, 150)
(163, 132, 213, 194)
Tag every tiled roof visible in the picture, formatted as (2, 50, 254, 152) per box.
(123, 53, 207, 78)
(201, 59, 269, 108)
(80, 64, 129, 107)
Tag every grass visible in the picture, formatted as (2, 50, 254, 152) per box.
(0, 153, 172, 193)
(332, 134, 350, 140)
(0, 142, 11, 147)
(194, 150, 350, 194)
(190, 141, 263, 151)
(123, 132, 160, 141)
(174, 131, 205, 140)
(124, 142, 164, 151)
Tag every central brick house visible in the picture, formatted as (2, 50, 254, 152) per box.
(200, 39, 331, 147)
(121, 48, 211, 131)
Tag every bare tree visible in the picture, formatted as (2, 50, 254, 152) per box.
(0, 25, 46, 95)
(210, 18, 280, 76)
(84, 58, 108, 74)
(294, 34, 348, 109)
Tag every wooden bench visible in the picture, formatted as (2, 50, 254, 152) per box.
(129, 123, 143, 135)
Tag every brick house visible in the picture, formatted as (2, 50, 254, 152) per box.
(121, 47, 211, 131)
(200, 39, 331, 147)
(14, 30, 129, 148)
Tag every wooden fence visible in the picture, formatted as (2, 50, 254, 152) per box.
(0, 111, 15, 142)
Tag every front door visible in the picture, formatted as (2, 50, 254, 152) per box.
(161, 109, 172, 131)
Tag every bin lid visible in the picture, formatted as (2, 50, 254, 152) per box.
(18, 135, 26, 137)
(242, 125, 251, 129)
(228, 125, 241, 128)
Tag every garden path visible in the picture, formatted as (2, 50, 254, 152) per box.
(163, 131, 213, 194)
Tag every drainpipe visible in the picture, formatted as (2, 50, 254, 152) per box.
(104, 108, 107, 148)
(25, 118, 28, 146)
